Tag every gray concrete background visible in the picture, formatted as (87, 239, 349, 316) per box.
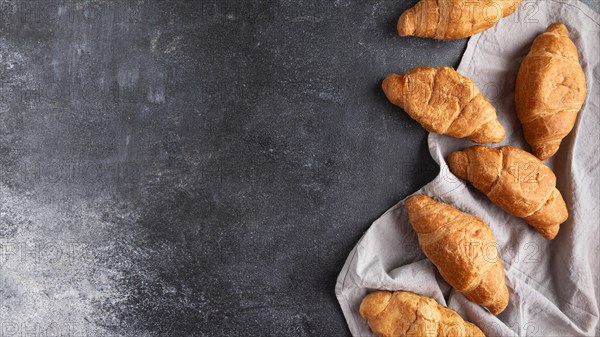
(0, 0, 598, 336)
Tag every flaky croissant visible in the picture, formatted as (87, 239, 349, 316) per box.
(515, 23, 587, 160)
(383, 67, 505, 143)
(398, 0, 523, 39)
(360, 291, 485, 337)
(448, 146, 568, 240)
(405, 195, 509, 315)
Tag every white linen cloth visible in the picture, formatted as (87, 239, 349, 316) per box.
(335, 0, 600, 335)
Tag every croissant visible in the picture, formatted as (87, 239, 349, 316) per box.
(360, 291, 485, 337)
(405, 195, 509, 315)
(398, 0, 523, 39)
(448, 146, 568, 239)
(382, 67, 505, 143)
(515, 23, 587, 160)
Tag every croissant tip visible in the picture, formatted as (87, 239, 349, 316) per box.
(532, 142, 560, 160)
(490, 287, 510, 315)
(547, 22, 569, 36)
(469, 120, 506, 144)
(382, 73, 403, 102)
(489, 305, 506, 316)
(447, 151, 469, 180)
(360, 291, 392, 319)
(490, 124, 506, 143)
(538, 226, 560, 240)
(405, 195, 433, 210)
(397, 10, 416, 36)
(382, 73, 396, 89)
(406, 194, 426, 201)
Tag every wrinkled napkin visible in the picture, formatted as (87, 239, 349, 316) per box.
(335, 0, 600, 335)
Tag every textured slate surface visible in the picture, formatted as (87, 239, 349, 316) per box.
(0, 0, 597, 336)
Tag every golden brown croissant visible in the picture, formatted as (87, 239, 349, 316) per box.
(405, 195, 509, 315)
(382, 67, 505, 143)
(515, 23, 587, 160)
(398, 0, 523, 39)
(360, 291, 485, 337)
(448, 146, 568, 240)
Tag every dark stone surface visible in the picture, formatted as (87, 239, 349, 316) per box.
(0, 0, 597, 336)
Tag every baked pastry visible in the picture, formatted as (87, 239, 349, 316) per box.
(360, 291, 485, 337)
(405, 195, 509, 315)
(382, 67, 505, 143)
(398, 0, 523, 39)
(448, 146, 568, 239)
(515, 23, 587, 160)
